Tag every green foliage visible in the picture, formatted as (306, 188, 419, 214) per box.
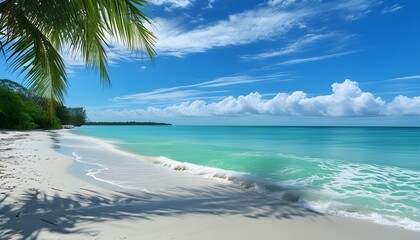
(55, 105, 70, 125)
(68, 107, 87, 126)
(15, 112, 37, 130)
(0, 88, 61, 129)
(0, 88, 24, 129)
(54, 106, 87, 126)
(24, 101, 49, 128)
(0, 0, 156, 119)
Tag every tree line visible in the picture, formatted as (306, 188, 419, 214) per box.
(85, 121, 171, 126)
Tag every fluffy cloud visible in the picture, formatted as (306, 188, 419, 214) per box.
(385, 96, 420, 115)
(146, 79, 386, 117)
(92, 79, 420, 119)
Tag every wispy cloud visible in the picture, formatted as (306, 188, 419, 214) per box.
(360, 74, 420, 86)
(381, 4, 404, 14)
(197, 73, 289, 88)
(153, 0, 379, 57)
(154, 7, 312, 57)
(390, 75, 420, 81)
(330, 0, 378, 21)
(113, 72, 289, 105)
(279, 51, 356, 65)
(114, 89, 227, 105)
(62, 0, 379, 74)
(149, 0, 193, 9)
(240, 34, 329, 60)
(268, 0, 298, 7)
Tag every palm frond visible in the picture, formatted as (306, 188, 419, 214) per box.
(1, 0, 67, 119)
(0, 0, 156, 119)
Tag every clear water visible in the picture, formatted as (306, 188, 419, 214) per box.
(69, 125, 420, 231)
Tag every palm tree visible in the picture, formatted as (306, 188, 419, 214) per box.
(0, 0, 156, 120)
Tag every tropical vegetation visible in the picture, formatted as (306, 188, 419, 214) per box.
(0, 87, 61, 129)
(0, 79, 86, 129)
(0, 0, 156, 120)
(57, 106, 87, 126)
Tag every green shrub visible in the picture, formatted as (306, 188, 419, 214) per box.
(68, 107, 87, 126)
(0, 88, 61, 129)
(56, 105, 70, 125)
(15, 112, 37, 130)
(24, 102, 48, 128)
(0, 88, 24, 129)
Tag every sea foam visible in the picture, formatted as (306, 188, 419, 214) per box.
(61, 130, 420, 232)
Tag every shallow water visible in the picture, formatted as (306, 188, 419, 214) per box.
(68, 125, 420, 231)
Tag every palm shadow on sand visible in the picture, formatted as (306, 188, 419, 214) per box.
(0, 184, 322, 239)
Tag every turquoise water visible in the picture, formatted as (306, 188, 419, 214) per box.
(70, 126, 420, 231)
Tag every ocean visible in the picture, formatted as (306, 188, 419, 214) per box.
(65, 125, 420, 231)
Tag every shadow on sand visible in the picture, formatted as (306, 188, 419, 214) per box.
(0, 183, 322, 239)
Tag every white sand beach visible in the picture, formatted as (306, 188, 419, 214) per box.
(0, 130, 418, 240)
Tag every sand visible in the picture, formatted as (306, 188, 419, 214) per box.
(0, 130, 418, 240)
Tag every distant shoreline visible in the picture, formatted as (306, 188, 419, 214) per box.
(85, 121, 171, 126)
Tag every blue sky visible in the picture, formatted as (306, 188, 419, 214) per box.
(2, 0, 420, 125)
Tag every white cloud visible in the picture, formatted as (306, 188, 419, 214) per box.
(385, 96, 420, 115)
(279, 51, 356, 65)
(93, 79, 420, 118)
(149, 0, 193, 8)
(154, 79, 385, 117)
(148, 0, 378, 58)
(381, 4, 404, 14)
(63, 0, 379, 70)
(64, 3, 309, 65)
(154, 7, 311, 57)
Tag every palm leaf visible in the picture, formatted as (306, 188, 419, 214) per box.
(0, 0, 156, 120)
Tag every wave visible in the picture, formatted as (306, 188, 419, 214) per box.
(302, 200, 420, 231)
(148, 155, 308, 193)
(71, 152, 136, 190)
(142, 155, 420, 231)
(62, 130, 420, 232)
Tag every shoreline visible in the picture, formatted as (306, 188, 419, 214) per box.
(63, 128, 420, 232)
(0, 130, 418, 239)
